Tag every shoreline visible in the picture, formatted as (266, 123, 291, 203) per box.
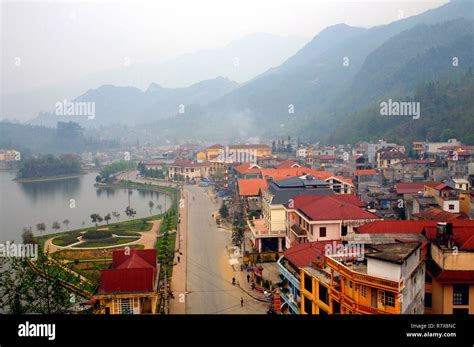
(13, 173, 85, 183)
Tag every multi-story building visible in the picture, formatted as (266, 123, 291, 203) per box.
(283, 194, 380, 248)
(300, 242, 424, 314)
(356, 220, 474, 314)
(277, 241, 335, 314)
(248, 176, 334, 253)
(375, 146, 407, 169)
(167, 159, 210, 181)
(206, 144, 271, 163)
(425, 222, 474, 314)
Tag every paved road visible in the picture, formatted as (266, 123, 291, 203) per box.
(185, 185, 268, 314)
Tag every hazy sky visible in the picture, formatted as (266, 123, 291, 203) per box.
(2, 0, 447, 93)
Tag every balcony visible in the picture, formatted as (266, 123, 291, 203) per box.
(248, 218, 285, 238)
(277, 257, 300, 288)
(278, 288, 300, 314)
(326, 257, 403, 291)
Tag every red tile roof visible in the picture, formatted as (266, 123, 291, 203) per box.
(276, 160, 301, 169)
(169, 159, 201, 168)
(395, 181, 438, 194)
(333, 176, 354, 186)
(354, 169, 377, 176)
(99, 249, 157, 294)
(261, 168, 333, 181)
(292, 195, 379, 221)
(357, 220, 474, 251)
(284, 240, 339, 268)
(238, 178, 268, 196)
(234, 162, 261, 175)
(413, 207, 468, 221)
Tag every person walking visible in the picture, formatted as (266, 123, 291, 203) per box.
(247, 274, 250, 283)
(232, 277, 236, 285)
(177, 256, 180, 263)
(240, 297, 244, 307)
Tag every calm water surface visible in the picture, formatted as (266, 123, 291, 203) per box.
(0, 171, 172, 242)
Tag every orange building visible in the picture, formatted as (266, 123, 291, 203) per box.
(300, 242, 424, 314)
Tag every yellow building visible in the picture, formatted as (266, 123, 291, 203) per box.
(425, 222, 474, 314)
(300, 242, 424, 314)
(206, 144, 271, 162)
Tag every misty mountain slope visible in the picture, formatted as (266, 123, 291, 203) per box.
(329, 73, 474, 146)
(161, 0, 474, 141)
(4, 32, 306, 122)
(307, 17, 474, 143)
(30, 77, 239, 127)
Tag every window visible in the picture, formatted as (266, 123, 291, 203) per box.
(449, 204, 455, 210)
(381, 291, 395, 307)
(425, 293, 432, 308)
(453, 308, 469, 315)
(304, 273, 313, 294)
(320, 227, 327, 237)
(332, 300, 341, 314)
(349, 281, 353, 289)
(319, 283, 329, 304)
(453, 284, 469, 305)
(361, 285, 367, 298)
(304, 296, 313, 315)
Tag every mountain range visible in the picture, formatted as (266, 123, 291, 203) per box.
(27, 0, 474, 146)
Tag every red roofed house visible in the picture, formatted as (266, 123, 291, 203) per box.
(276, 160, 302, 169)
(284, 194, 380, 248)
(94, 249, 160, 314)
(233, 162, 262, 177)
(412, 207, 468, 221)
(237, 178, 268, 214)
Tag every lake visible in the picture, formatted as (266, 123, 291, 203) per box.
(0, 171, 172, 243)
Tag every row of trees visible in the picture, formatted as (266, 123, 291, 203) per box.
(17, 154, 82, 179)
(96, 160, 137, 183)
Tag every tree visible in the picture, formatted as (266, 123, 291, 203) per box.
(232, 227, 244, 248)
(0, 252, 75, 314)
(62, 219, 70, 228)
(36, 222, 46, 234)
(90, 213, 103, 229)
(22, 227, 37, 245)
(104, 213, 111, 225)
(125, 206, 137, 223)
(112, 211, 120, 223)
(52, 221, 61, 231)
(219, 203, 229, 219)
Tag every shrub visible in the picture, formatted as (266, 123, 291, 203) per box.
(82, 230, 112, 240)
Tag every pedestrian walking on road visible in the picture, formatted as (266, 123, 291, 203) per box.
(177, 256, 180, 263)
(247, 274, 250, 283)
(240, 297, 244, 307)
(232, 277, 236, 285)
